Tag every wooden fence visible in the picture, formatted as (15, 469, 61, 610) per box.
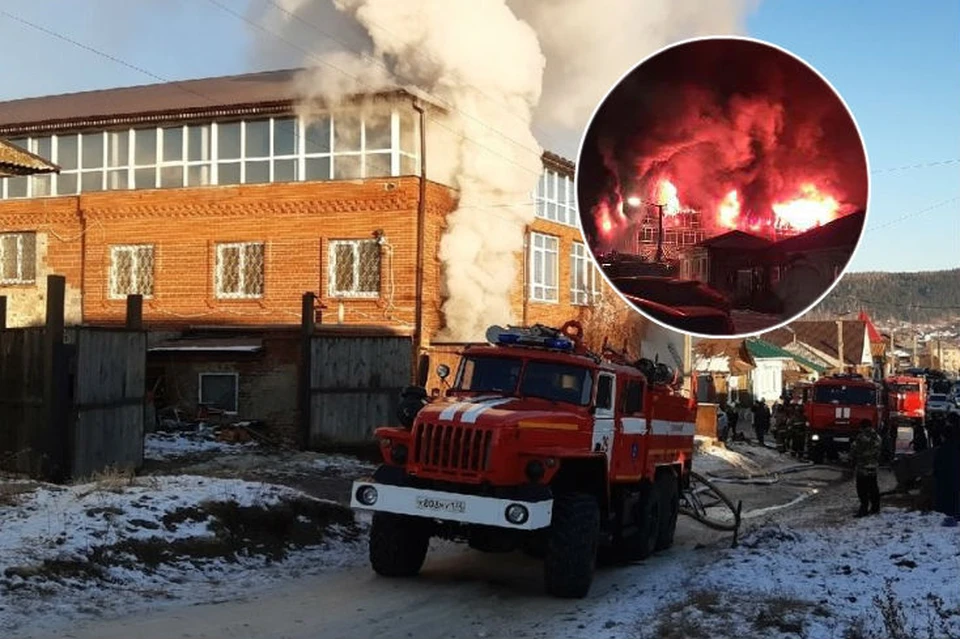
(0, 275, 146, 482)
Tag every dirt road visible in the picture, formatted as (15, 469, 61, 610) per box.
(46, 462, 856, 639)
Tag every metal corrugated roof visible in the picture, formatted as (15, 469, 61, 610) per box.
(747, 337, 827, 373)
(0, 138, 59, 177)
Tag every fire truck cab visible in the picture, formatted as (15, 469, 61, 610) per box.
(351, 322, 696, 598)
(805, 373, 883, 464)
(883, 376, 926, 427)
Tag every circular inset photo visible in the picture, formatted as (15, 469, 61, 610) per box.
(576, 36, 870, 338)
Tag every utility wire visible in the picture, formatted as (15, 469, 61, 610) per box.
(862, 195, 960, 233)
(870, 158, 960, 174)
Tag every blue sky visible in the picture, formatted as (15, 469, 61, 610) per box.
(0, 0, 956, 273)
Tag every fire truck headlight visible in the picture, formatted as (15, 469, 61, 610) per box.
(391, 444, 408, 464)
(811, 434, 820, 442)
(505, 503, 529, 525)
(525, 460, 545, 482)
(355, 485, 378, 506)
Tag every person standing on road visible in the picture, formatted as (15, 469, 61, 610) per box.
(753, 399, 771, 446)
(933, 412, 960, 521)
(850, 419, 882, 517)
(726, 403, 740, 441)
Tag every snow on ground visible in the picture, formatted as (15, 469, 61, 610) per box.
(144, 431, 259, 461)
(665, 510, 960, 639)
(694, 436, 806, 478)
(0, 474, 367, 636)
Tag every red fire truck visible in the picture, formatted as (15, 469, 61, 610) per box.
(805, 373, 884, 464)
(351, 322, 697, 598)
(883, 375, 926, 427)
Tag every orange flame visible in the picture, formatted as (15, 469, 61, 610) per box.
(718, 190, 740, 229)
(656, 180, 681, 216)
(773, 184, 840, 231)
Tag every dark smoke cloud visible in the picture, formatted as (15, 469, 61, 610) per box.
(579, 38, 868, 235)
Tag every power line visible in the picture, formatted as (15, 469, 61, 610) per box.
(862, 195, 960, 233)
(870, 158, 960, 174)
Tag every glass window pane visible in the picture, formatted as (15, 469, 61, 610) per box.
(218, 246, 241, 295)
(333, 114, 361, 152)
(364, 153, 391, 178)
(163, 127, 184, 162)
(358, 241, 380, 292)
(305, 157, 330, 181)
(274, 159, 297, 182)
(6, 177, 27, 198)
(81, 171, 103, 192)
(333, 155, 361, 180)
(187, 124, 212, 162)
(106, 170, 128, 190)
(304, 118, 331, 154)
(106, 131, 129, 168)
(57, 173, 78, 195)
(57, 135, 79, 171)
(186, 164, 212, 187)
(31, 175, 52, 197)
(400, 154, 419, 176)
(218, 162, 241, 185)
(244, 160, 269, 184)
(333, 243, 355, 291)
(160, 165, 183, 189)
(33, 137, 53, 160)
(134, 168, 156, 189)
(273, 118, 297, 156)
(134, 129, 157, 166)
(364, 111, 392, 150)
(82, 133, 104, 169)
(217, 122, 241, 160)
(399, 109, 417, 154)
(245, 120, 270, 158)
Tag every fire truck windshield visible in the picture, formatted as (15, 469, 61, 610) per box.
(455, 356, 594, 406)
(813, 385, 876, 406)
(890, 383, 920, 393)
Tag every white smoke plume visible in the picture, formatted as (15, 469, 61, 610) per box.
(245, 0, 759, 342)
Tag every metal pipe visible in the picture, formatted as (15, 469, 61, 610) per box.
(412, 101, 427, 384)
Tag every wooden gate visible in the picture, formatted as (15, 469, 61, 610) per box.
(307, 333, 412, 446)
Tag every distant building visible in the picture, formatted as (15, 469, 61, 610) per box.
(680, 230, 773, 301)
(764, 319, 875, 375)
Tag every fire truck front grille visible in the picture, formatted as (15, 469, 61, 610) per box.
(412, 423, 494, 475)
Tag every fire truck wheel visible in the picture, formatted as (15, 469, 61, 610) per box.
(369, 512, 430, 578)
(634, 483, 662, 560)
(654, 471, 680, 551)
(543, 493, 600, 598)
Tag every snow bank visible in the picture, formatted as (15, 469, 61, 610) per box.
(692, 510, 960, 638)
(694, 438, 799, 478)
(144, 432, 259, 461)
(0, 475, 366, 636)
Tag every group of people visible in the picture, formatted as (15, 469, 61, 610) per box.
(716, 399, 771, 445)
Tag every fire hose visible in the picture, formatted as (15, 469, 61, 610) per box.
(679, 470, 744, 546)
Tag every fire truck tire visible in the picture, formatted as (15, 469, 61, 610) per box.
(635, 483, 662, 560)
(654, 471, 680, 551)
(543, 493, 600, 598)
(369, 512, 430, 578)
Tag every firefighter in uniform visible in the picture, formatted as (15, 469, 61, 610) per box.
(850, 419, 882, 517)
(772, 401, 789, 452)
(787, 403, 807, 457)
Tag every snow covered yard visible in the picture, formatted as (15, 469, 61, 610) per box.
(0, 473, 368, 636)
(644, 510, 960, 639)
(143, 431, 260, 461)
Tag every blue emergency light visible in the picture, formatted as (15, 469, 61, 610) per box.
(490, 325, 574, 350)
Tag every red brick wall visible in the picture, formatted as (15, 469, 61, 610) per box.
(0, 196, 84, 326)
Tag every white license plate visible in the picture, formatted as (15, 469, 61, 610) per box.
(834, 437, 850, 443)
(415, 496, 466, 514)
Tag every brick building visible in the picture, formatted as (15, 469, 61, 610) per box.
(0, 68, 613, 444)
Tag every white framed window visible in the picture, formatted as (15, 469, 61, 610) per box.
(109, 244, 155, 299)
(529, 232, 559, 303)
(214, 242, 265, 299)
(199, 372, 239, 414)
(0, 232, 37, 284)
(534, 168, 577, 227)
(329, 239, 381, 298)
(570, 242, 601, 306)
(1, 108, 423, 199)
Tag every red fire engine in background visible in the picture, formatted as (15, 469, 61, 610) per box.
(883, 375, 926, 427)
(351, 321, 697, 598)
(805, 373, 884, 464)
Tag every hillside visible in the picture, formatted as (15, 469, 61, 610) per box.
(810, 269, 960, 323)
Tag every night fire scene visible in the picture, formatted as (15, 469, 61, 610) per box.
(0, 2, 957, 639)
(577, 38, 869, 337)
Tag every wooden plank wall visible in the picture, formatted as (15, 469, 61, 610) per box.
(309, 335, 412, 445)
(71, 328, 146, 479)
(0, 327, 47, 474)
